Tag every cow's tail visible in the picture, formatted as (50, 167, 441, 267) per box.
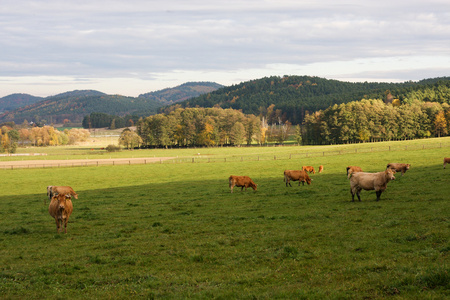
(346, 167, 350, 176)
(228, 176, 232, 187)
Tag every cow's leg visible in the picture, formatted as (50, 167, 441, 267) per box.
(444, 162, 447, 169)
(230, 184, 234, 193)
(350, 188, 355, 202)
(356, 188, 362, 201)
(376, 190, 382, 201)
(64, 217, 68, 234)
(55, 218, 60, 233)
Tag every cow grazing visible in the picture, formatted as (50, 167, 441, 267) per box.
(48, 193, 73, 233)
(346, 166, 363, 179)
(318, 165, 324, 173)
(350, 169, 396, 202)
(386, 163, 410, 176)
(284, 170, 312, 187)
(302, 166, 316, 174)
(444, 158, 450, 169)
(46, 186, 78, 205)
(229, 175, 257, 193)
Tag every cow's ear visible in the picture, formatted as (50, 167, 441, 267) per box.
(65, 194, 71, 199)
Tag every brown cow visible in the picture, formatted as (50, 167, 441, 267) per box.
(444, 158, 450, 169)
(386, 163, 410, 176)
(48, 193, 73, 233)
(284, 170, 312, 187)
(229, 175, 257, 193)
(302, 166, 315, 174)
(46, 186, 78, 205)
(346, 166, 363, 179)
(318, 165, 323, 173)
(350, 169, 396, 202)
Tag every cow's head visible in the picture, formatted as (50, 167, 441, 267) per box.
(405, 164, 410, 170)
(385, 169, 396, 181)
(55, 194, 70, 210)
(251, 182, 257, 191)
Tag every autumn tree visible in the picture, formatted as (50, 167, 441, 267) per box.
(119, 128, 143, 149)
(434, 111, 448, 137)
(230, 122, 246, 146)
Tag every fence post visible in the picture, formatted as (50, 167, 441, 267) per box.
(192, 158, 195, 163)
(274, 156, 276, 160)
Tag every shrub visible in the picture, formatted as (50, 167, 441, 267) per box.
(105, 144, 121, 152)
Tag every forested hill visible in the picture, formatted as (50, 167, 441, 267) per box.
(175, 76, 450, 124)
(0, 93, 44, 113)
(0, 82, 223, 125)
(0, 90, 162, 124)
(139, 82, 224, 104)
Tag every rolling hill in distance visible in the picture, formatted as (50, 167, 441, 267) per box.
(0, 82, 223, 124)
(0, 76, 449, 125)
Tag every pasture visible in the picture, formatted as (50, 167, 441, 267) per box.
(1, 139, 449, 299)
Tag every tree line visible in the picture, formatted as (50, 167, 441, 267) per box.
(0, 125, 90, 153)
(137, 107, 267, 147)
(302, 99, 450, 144)
(172, 76, 450, 125)
(82, 112, 140, 129)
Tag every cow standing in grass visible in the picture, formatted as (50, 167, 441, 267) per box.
(318, 165, 324, 173)
(302, 166, 315, 174)
(46, 186, 78, 205)
(229, 175, 257, 193)
(350, 169, 396, 202)
(386, 163, 410, 176)
(284, 170, 312, 186)
(444, 158, 450, 169)
(49, 193, 73, 233)
(346, 166, 363, 179)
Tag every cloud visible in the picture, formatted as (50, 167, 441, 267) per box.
(1, 0, 450, 96)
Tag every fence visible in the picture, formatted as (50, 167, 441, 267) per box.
(1, 141, 448, 170)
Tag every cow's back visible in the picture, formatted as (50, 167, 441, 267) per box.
(350, 172, 377, 190)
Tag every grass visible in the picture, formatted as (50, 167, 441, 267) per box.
(0, 138, 449, 299)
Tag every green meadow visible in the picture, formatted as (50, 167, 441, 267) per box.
(1, 138, 449, 299)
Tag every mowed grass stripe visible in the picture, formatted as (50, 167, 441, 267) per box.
(0, 142, 449, 298)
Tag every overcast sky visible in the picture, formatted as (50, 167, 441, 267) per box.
(1, 0, 450, 98)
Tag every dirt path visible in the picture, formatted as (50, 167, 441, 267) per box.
(0, 157, 176, 169)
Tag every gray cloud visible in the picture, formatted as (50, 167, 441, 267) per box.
(1, 0, 450, 96)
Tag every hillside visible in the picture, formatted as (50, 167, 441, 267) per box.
(0, 82, 223, 124)
(138, 82, 224, 104)
(0, 93, 43, 113)
(177, 76, 450, 124)
(0, 90, 161, 124)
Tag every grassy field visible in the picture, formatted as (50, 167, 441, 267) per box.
(1, 138, 449, 299)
